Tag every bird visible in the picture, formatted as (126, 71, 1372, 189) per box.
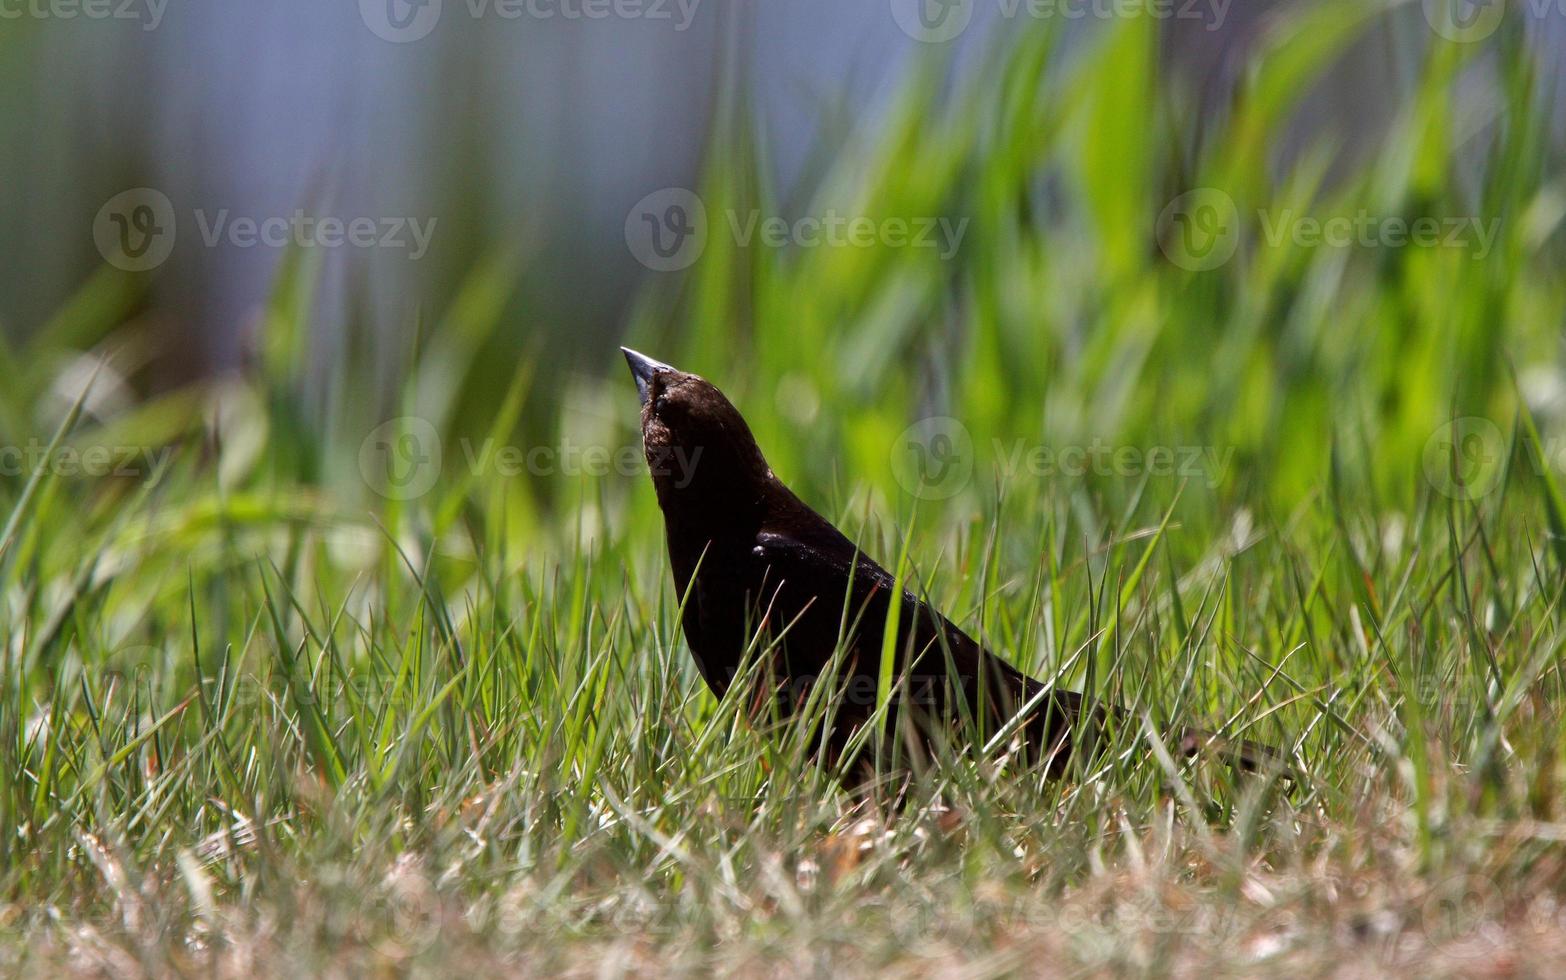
(621, 347, 1281, 789)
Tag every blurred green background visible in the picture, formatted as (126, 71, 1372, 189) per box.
(1, 1, 1562, 548)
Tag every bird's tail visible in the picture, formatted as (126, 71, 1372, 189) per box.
(1178, 728, 1292, 779)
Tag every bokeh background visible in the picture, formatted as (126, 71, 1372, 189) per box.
(2, 0, 1565, 536)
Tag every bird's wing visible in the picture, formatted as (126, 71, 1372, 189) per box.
(754, 528, 1007, 687)
(751, 528, 902, 641)
(754, 526, 1100, 768)
(754, 527, 895, 588)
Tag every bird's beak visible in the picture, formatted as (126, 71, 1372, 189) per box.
(621, 347, 676, 406)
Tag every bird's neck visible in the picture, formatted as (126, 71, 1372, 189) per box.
(657, 482, 766, 542)
(656, 474, 786, 587)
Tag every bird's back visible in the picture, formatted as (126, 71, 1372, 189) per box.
(671, 483, 1094, 774)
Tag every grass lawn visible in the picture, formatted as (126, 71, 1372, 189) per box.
(6, 7, 1566, 976)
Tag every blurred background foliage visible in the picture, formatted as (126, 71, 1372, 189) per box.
(0, 3, 1560, 551)
(0, 2, 1558, 642)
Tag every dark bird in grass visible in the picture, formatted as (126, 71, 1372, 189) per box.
(621, 348, 1281, 787)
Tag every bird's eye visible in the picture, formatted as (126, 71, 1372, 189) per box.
(653, 393, 668, 414)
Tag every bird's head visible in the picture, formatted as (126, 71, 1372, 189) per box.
(621, 348, 772, 509)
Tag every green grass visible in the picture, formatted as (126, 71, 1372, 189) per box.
(6, 5, 1566, 975)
